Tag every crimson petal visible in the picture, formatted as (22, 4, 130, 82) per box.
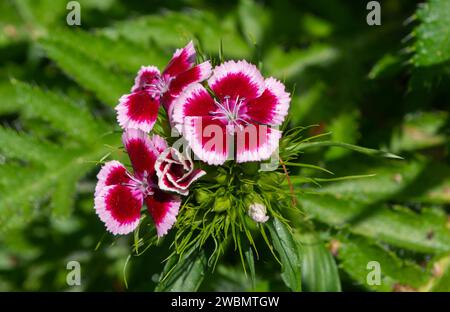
(163, 41, 196, 78)
(183, 116, 231, 165)
(95, 185, 143, 235)
(123, 129, 162, 179)
(245, 77, 290, 126)
(235, 123, 281, 163)
(116, 90, 160, 133)
(163, 61, 212, 118)
(145, 190, 181, 237)
(172, 83, 216, 133)
(95, 160, 131, 197)
(131, 66, 161, 92)
(208, 60, 265, 101)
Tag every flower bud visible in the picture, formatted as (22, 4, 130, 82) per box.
(248, 203, 269, 223)
(213, 195, 232, 212)
(195, 189, 211, 204)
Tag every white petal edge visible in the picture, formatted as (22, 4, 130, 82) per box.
(94, 160, 127, 197)
(236, 126, 282, 163)
(207, 60, 265, 98)
(115, 92, 157, 133)
(94, 185, 142, 235)
(131, 65, 161, 92)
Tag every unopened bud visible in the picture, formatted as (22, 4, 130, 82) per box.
(248, 203, 269, 223)
(195, 189, 211, 204)
(213, 195, 231, 212)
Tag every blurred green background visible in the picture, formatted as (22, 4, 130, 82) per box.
(0, 0, 449, 291)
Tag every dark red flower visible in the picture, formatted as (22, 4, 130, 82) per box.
(155, 147, 206, 196)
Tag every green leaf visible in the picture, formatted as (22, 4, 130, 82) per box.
(0, 82, 19, 114)
(299, 233, 341, 292)
(299, 193, 450, 253)
(292, 141, 403, 160)
(390, 111, 448, 153)
(39, 37, 130, 107)
(325, 110, 361, 161)
(427, 255, 450, 291)
(51, 170, 81, 218)
(295, 159, 450, 205)
(0, 81, 118, 230)
(13, 0, 65, 28)
(245, 247, 256, 291)
(412, 0, 450, 66)
(266, 218, 302, 291)
(288, 82, 327, 126)
(264, 44, 338, 79)
(13, 80, 108, 143)
(0, 127, 63, 166)
(46, 29, 167, 73)
(337, 235, 429, 291)
(0, 1, 28, 47)
(238, 0, 269, 44)
(0, 145, 111, 231)
(368, 53, 404, 80)
(103, 10, 251, 59)
(155, 249, 208, 292)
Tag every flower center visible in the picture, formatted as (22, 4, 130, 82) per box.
(144, 75, 172, 98)
(210, 95, 249, 133)
(123, 171, 155, 197)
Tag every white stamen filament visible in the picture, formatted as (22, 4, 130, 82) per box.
(123, 171, 154, 196)
(210, 95, 249, 132)
(143, 76, 172, 97)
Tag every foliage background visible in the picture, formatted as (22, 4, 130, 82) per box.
(0, 0, 448, 291)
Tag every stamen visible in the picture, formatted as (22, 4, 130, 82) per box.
(209, 95, 249, 131)
(143, 76, 172, 97)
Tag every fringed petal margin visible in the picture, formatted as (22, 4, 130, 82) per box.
(145, 190, 181, 237)
(95, 185, 143, 235)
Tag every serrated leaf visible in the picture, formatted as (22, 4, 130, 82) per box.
(296, 159, 450, 204)
(0, 144, 111, 231)
(51, 170, 81, 218)
(103, 10, 251, 58)
(13, 81, 108, 143)
(0, 127, 63, 166)
(325, 110, 361, 161)
(39, 37, 130, 107)
(47, 29, 167, 73)
(267, 218, 302, 291)
(390, 111, 448, 153)
(412, 0, 450, 66)
(337, 235, 429, 291)
(0, 82, 19, 114)
(299, 193, 450, 253)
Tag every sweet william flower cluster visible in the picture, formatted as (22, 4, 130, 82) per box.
(94, 42, 290, 237)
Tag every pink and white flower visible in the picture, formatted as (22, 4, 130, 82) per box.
(116, 41, 212, 132)
(94, 129, 181, 237)
(172, 60, 290, 165)
(155, 147, 206, 196)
